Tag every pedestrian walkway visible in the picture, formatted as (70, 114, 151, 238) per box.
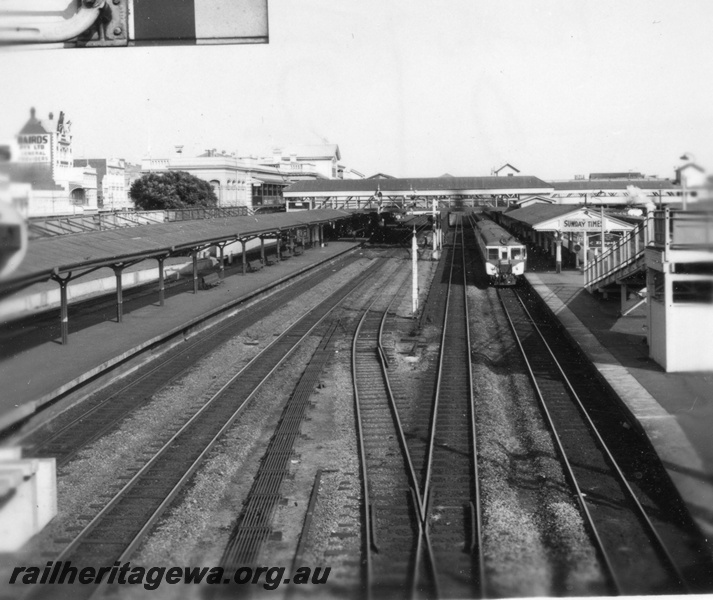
(526, 269, 713, 551)
(0, 242, 361, 432)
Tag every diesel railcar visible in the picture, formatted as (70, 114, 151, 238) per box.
(473, 218, 527, 286)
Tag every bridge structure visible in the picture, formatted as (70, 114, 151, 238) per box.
(283, 176, 554, 212)
(585, 208, 713, 371)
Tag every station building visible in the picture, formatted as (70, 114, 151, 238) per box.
(143, 150, 289, 211)
(75, 158, 134, 211)
(7, 109, 98, 216)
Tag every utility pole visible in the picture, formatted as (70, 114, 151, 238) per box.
(412, 227, 419, 315)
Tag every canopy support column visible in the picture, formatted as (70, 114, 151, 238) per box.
(241, 240, 247, 275)
(192, 250, 199, 294)
(555, 238, 562, 274)
(218, 244, 226, 280)
(51, 272, 74, 345)
(260, 236, 266, 265)
(156, 256, 166, 306)
(112, 264, 125, 323)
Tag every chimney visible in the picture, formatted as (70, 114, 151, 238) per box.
(49, 112, 54, 120)
(30, 107, 36, 119)
(175, 145, 184, 155)
(273, 148, 282, 163)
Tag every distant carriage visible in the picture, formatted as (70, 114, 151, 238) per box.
(473, 218, 527, 286)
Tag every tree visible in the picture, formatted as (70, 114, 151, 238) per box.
(130, 171, 218, 210)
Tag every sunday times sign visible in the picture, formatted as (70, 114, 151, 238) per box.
(17, 134, 51, 163)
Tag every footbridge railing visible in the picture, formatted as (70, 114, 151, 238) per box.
(584, 215, 654, 291)
(584, 208, 713, 291)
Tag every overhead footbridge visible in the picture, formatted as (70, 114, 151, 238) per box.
(283, 176, 554, 212)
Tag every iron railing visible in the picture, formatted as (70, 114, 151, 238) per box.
(28, 206, 251, 239)
(584, 209, 713, 289)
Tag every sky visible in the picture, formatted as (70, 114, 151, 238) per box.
(1, 0, 713, 180)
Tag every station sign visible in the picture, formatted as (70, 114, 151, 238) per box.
(561, 218, 602, 231)
(534, 207, 634, 234)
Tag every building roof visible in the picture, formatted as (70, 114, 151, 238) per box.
(18, 108, 51, 136)
(675, 163, 705, 174)
(500, 204, 634, 231)
(550, 179, 677, 191)
(589, 172, 644, 179)
(284, 176, 553, 196)
(494, 163, 520, 175)
(1, 209, 352, 293)
(499, 204, 575, 226)
(366, 173, 396, 180)
(280, 144, 341, 161)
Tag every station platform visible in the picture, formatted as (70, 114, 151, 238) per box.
(0, 242, 361, 433)
(525, 269, 713, 550)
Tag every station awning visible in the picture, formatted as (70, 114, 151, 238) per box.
(1, 209, 351, 294)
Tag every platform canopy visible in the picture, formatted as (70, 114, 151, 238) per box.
(501, 205, 635, 233)
(0, 209, 350, 294)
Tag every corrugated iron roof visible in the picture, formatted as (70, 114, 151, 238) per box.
(499, 204, 577, 226)
(284, 176, 553, 195)
(551, 179, 677, 191)
(2, 209, 351, 292)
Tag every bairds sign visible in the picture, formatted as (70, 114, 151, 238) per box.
(17, 134, 51, 163)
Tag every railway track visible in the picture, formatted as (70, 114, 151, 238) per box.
(421, 219, 483, 598)
(19, 253, 364, 467)
(352, 269, 430, 598)
(497, 285, 696, 595)
(216, 255, 407, 574)
(24, 259, 389, 600)
(354, 218, 484, 598)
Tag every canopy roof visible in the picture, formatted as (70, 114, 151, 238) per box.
(2, 209, 350, 293)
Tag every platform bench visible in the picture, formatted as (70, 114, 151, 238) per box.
(247, 261, 264, 273)
(200, 273, 223, 290)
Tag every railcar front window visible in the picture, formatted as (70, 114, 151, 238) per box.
(488, 248, 499, 260)
(511, 248, 522, 259)
(500, 249, 508, 259)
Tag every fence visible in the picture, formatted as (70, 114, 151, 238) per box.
(28, 206, 251, 239)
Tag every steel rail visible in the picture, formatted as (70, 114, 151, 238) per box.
(421, 217, 483, 597)
(38, 260, 388, 600)
(497, 287, 623, 594)
(352, 269, 425, 598)
(422, 220, 458, 508)
(352, 301, 378, 600)
(511, 288, 689, 591)
(375, 278, 441, 597)
(460, 218, 486, 598)
(24, 254, 359, 463)
(421, 219, 458, 598)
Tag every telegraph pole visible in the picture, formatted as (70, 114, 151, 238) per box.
(412, 227, 419, 315)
